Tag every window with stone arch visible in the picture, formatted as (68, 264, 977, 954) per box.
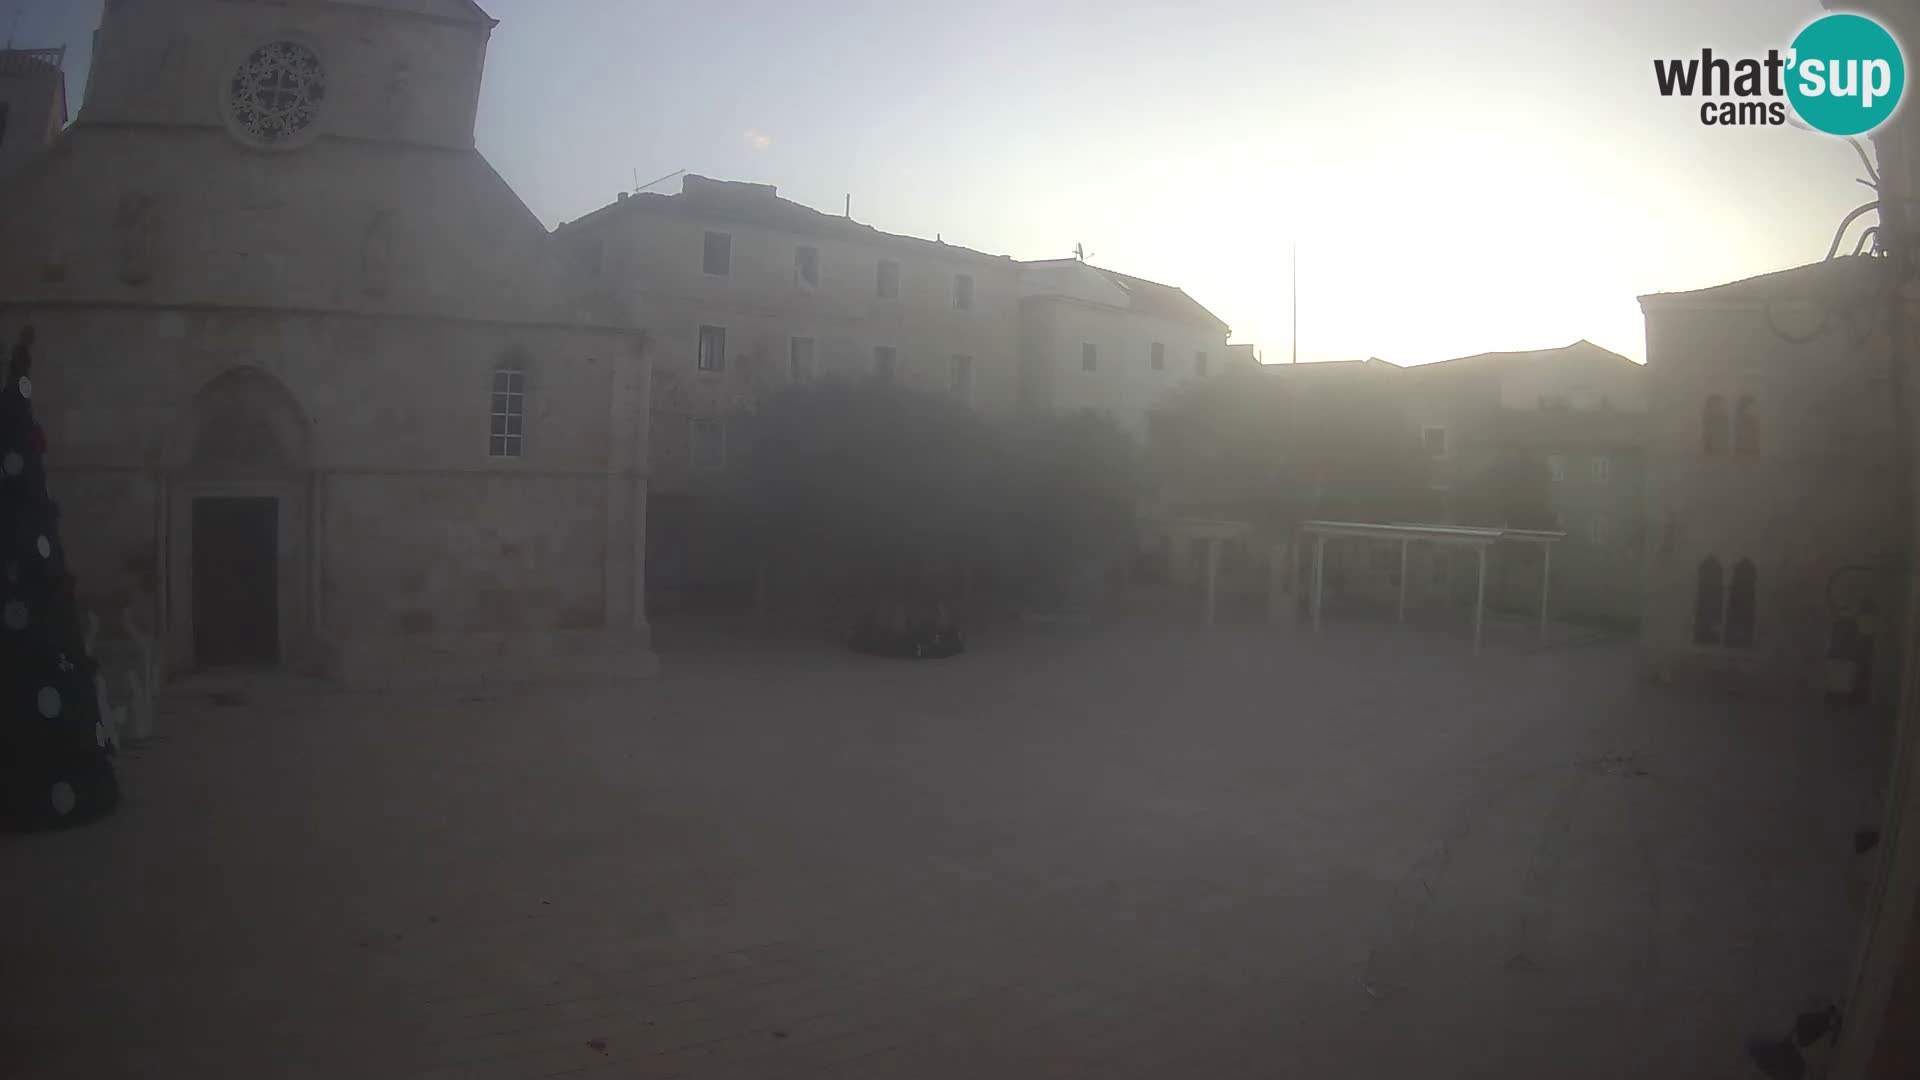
(1703, 395, 1728, 454)
(1733, 394, 1759, 455)
(490, 352, 527, 458)
(1726, 558, 1757, 647)
(223, 41, 329, 148)
(1693, 555, 1724, 645)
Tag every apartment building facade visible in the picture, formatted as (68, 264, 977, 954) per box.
(1016, 258, 1231, 439)
(1402, 340, 1648, 625)
(559, 175, 1240, 609)
(0, 47, 67, 180)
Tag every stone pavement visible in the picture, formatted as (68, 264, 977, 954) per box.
(0, 618, 1882, 1078)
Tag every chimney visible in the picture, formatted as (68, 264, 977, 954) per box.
(617, 191, 630, 202)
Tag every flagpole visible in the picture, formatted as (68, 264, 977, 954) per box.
(1291, 241, 1298, 365)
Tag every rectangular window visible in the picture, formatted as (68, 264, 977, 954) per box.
(1548, 454, 1567, 483)
(697, 324, 726, 373)
(702, 231, 731, 276)
(1082, 343, 1098, 372)
(953, 273, 973, 310)
(877, 259, 899, 299)
(874, 345, 897, 381)
(795, 244, 819, 288)
(1589, 515, 1609, 546)
(789, 336, 816, 383)
(489, 362, 525, 458)
(1591, 455, 1611, 483)
(951, 354, 973, 401)
(1422, 426, 1448, 458)
(1196, 351, 1210, 377)
(1151, 342, 1165, 370)
(689, 417, 726, 470)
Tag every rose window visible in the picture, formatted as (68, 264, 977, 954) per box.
(226, 42, 327, 145)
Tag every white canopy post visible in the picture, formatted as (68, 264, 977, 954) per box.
(1474, 543, 1488, 656)
(1538, 542, 1552, 641)
(1397, 538, 1409, 625)
(1204, 537, 1220, 629)
(1312, 533, 1326, 634)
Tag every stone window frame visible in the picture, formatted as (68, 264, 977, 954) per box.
(950, 354, 973, 403)
(1733, 394, 1759, 455)
(689, 416, 727, 471)
(1195, 351, 1210, 377)
(789, 336, 816, 383)
(489, 353, 527, 459)
(953, 273, 974, 311)
(794, 244, 819, 289)
(876, 259, 900, 300)
(218, 36, 331, 152)
(696, 324, 727, 374)
(702, 231, 732, 277)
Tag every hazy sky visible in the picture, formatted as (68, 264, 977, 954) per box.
(11, 0, 1877, 363)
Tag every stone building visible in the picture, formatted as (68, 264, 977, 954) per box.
(1016, 258, 1231, 439)
(0, 0, 654, 688)
(1401, 340, 1648, 625)
(1636, 257, 1902, 699)
(557, 175, 1023, 611)
(558, 175, 1241, 610)
(0, 46, 67, 180)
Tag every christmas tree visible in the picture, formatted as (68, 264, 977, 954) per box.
(1, 327, 118, 829)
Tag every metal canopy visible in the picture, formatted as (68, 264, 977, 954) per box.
(1297, 521, 1566, 654)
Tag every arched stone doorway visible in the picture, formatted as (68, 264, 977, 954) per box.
(162, 367, 313, 671)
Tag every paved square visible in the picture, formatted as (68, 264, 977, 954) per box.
(0, 618, 1880, 1078)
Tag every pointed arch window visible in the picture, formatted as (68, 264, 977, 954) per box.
(1733, 395, 1759, 455)
(1703, 395, 1729, 455)
(1726, 558, 1757, 647)
(1694, 556, 1724, 644)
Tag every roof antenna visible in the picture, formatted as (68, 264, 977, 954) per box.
(4, 7, 20, 49)
(844, 194, 851, 218)
(1073, 242, 1091, 262)
(632, 168, 685, 195)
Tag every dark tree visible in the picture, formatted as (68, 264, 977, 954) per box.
(1455, 449, 1556, 530)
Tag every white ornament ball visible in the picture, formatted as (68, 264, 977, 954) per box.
(16, 375, 30, 400)
(2, 452, 20, 476)
(37, 685, 60, 718)
(37, 535, 50, 558)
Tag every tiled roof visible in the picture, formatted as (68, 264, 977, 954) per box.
(1410, 339, 1636, 372)
(560, 175, 1013, 266)
(1637, 255, 1887, 307)
(1020, 258, 1229, 330)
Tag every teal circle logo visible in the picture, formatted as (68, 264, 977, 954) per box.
(1788, 14, 1905, 136)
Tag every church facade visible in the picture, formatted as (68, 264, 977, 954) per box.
(0, 0, 655, 688)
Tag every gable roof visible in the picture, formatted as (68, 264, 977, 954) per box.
(1637, 255, 1887, 309)
(327, 0, 497, 27)
(561, 174, 1013, 266)
(1020, 258, 1229, 331)
(1410, 339, 1636, 372)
